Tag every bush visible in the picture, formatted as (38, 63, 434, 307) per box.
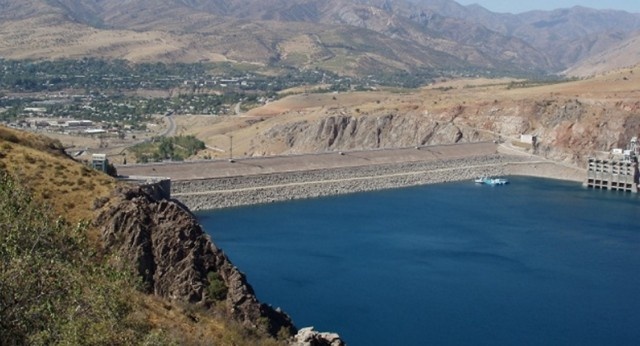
(80, 166, 92, 177)
(206, 271, 228, 301)
(106, 162, 118, 177)
(23, 153, 37, 164)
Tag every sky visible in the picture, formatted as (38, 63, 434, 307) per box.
(454, 0, 640, 14)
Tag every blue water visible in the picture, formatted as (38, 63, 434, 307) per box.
(196, 177, 640, 345)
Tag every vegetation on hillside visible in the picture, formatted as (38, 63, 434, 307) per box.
(0, 127, 289, 345)
(129, 135, 206, 163)
(0, 169, 288, 345)
(0, 58, 210, 92)
(0, 171, 155, 345)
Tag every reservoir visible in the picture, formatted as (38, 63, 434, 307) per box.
(196, 177, 640, 345)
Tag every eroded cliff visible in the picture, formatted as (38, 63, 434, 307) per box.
(244, 76, 640, 167)
(95, 185, 296, 338)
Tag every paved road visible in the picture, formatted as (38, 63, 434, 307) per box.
(159, 116, 177, 137)
(117, 142, 499, 181)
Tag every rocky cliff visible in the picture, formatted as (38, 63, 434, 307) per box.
(95, 185, 296, 338)
(254, 111, 489, 155)
(246, 76, 640, 167)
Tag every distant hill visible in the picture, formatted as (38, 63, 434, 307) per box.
(564, 31, 640, 77)
(1, 0, 640, 76)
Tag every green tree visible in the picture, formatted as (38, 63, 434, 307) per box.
(158, 138, 174, 159)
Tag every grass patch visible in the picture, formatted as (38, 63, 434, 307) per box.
(23, 153, 37, 164)
(129, 135, 205, 163)
(0, 172, 154, 345)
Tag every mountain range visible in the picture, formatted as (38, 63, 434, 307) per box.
(1, 0, 639, 76)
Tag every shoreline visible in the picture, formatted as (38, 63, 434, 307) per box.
(172, 154, 585, 211)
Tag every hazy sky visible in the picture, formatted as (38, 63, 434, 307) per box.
(454, 0, 640, 14)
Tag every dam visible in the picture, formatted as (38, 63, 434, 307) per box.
(116, 142, 584, 210)
(584, 137, 640, 193)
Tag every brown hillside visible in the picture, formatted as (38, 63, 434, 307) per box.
(0, 125, 115, 224)
(565, 32, 640, 77)
(0, 126, 298, 345)
(5, 0, 640, 74)
(172, 70, 640, 166)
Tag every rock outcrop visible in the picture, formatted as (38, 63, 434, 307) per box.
(95, 185, 296, 337)
(250, 94, 640, 168)
(257, 113, 483, 155)
(291, 327, 346, 346)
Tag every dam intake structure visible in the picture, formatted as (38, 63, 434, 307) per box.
(585, 136, 640, 193)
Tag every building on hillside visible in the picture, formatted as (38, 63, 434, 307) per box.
(23, 107, 47, 114)
(630, 136, 639, 158)
(520, 134, 537, 146)
(91, 154, 108, 172)
(64, 120, 93, 128)
(84, 128, 107, 135)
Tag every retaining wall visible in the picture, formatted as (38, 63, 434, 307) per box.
(173, 154, 538, 211)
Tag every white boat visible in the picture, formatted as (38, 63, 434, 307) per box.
(486, 178, 509, 185)
(475, 177, 509, 185)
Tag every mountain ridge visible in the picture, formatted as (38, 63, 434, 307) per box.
(1, 0, 639, 76)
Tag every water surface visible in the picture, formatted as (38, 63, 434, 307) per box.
(197, 177, 640, 345)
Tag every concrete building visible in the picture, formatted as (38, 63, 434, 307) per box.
(520, 134, 537, 146)
(585, 158, 638, 193)
(91, 154, 108, 172)
(585, 136, 639, 193)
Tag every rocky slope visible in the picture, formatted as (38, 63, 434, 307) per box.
(95, 184, 297, 338)
(419, 3, 640, 70)
(252, 97, 639, 165)
(254, 112, 478, 154)
(229, 71, 640, 167)
(0, 124, 345, 344)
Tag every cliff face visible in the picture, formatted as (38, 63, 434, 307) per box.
(255, 112, 491, 155)
(95, 185, 296, 337)
(249, 93, 640, 166)
(463, 97, 640, 163)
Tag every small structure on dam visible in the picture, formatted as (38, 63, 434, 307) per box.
(585, 137, 639, 193)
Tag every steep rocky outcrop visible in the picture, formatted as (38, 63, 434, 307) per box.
(257, 112, 487, 155)
(250, 100, 638, 168)
(95, 185, 296, 337)
(291, 327, 345, 346)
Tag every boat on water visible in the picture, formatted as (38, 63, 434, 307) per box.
(475, 177, 509, 185)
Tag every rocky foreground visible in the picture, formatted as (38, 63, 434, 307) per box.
(95, 184, 346, 345)
(96, 186, 296, 335)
